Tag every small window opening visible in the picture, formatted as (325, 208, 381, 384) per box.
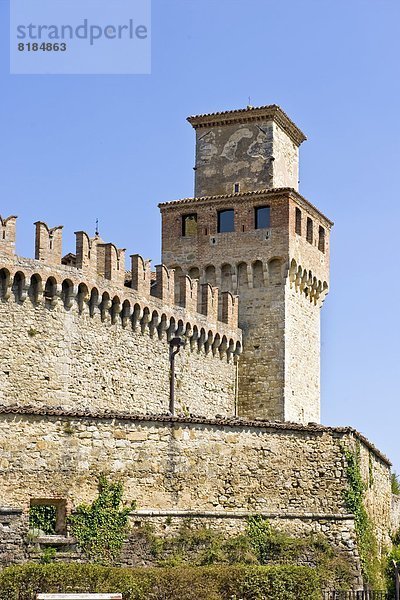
(306, 218, 313, 244)
(255, 206, 270, 229)
(204, 227, 208, 236)
(182, 214, 198, 237)
(295, 207, 302, 235)
(234, 183, 240, 193)
(29, 274, 41, 304)
(2, 230, 5, 240)
(29, 499, 67, 536)
(318, 226, 325, 253)
(217, 209, 235, 233)
(242, 225, 245, 232)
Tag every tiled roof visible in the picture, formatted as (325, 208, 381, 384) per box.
(158, 188, 334, 227)
(187, 104, 307, 146)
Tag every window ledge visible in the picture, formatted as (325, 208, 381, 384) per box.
(28, 535, 76, 545)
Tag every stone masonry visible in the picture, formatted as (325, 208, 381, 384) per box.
(0, 105, 398, 584)
(161, 106, 331, 423)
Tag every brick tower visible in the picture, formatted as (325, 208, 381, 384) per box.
(159, 105, 332, 424)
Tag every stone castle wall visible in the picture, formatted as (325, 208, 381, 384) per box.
(0, 407, 391, 577)
(0, 218, 241, 419)
(0, 294, 237, 418)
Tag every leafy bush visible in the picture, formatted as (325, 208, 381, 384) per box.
(68, 475, 136, 564)
(140, 518, 352, 588)
(0, 563, 321, 600)
(392, 473, 400, 495)
(29, 505, 57, 535)
(145, 522, 257, 567)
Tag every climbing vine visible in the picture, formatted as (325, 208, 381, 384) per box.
(246, 514, 272, 564)
(68, 474, 136, 564)
(29, 505, 57, 535)
(342, 445, 382, 587)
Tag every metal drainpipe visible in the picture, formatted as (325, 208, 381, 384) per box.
(169, 337, 184, 415)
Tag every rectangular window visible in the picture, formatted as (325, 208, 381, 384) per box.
(217, 209, 235, 233)
(318, 226, 325, 252)
(255, 206, 270, 229)
(182, 214, 197, 237)
(234, 183, 240, 193)
(29, 499, 67, 536)
(295, 207, 302, 235)
(306, 217, 313, 244)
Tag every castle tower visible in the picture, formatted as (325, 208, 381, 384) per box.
(160, 105, 332, 424)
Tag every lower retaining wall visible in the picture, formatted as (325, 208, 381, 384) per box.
(0, 407, 392, 579)
(0, 506, 363, 586)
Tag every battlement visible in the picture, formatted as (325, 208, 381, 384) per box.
(0, 214, 242, 356)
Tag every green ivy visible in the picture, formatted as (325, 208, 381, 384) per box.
(68, 474, 136, 564)
(391, 473, 400, 495)
(342, 445, 383, 587)
(246, 515, 272, 564)
(140, 517, 352, 588)
(40, 547, 57, 564)
(29, 505, 57, 535)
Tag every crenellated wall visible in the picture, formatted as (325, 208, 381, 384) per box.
(0, 215, 241, 419)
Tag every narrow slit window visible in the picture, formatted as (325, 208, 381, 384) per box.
(234, 183, 240, 193)
(182, 214, 198, 237)
(306, 217, 313, 244)
(295, 207, 302, 235)
(318, 226, 325, 253)
(217, 209, 235, 233)
(255, 206, 270, 229)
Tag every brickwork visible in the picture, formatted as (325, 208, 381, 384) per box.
(160, 188, 331, 422)
(0, 104, 396, 584)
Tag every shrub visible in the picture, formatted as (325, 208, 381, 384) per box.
(68, 474, 136, 564)
(139, 518, 352, 588)
(29, 505, 57, 535)
(0, 563, 320, 600)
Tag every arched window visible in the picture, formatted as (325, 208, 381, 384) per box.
(204, 265, 216, 287)
(188, 267, 200, 280)
(237, 262, 248, 288)
(61, 279, 74, 309)
(0, 268, 10, 299)
(29, 274, 42, 304)
(252, 261, 264, 288)
(268, 259, 282, 285)
(221, 263, 233, 292)
(44, 277, 57, 303)
(77, 283, 89, 313)
(89, 288, 99, 317)
(12, 272, 25, 301)
(172, 266, 183, 305)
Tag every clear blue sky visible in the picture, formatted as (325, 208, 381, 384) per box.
(1, 0, 399, 470)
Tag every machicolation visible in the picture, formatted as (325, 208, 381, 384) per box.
(0, 105, 398, 589)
